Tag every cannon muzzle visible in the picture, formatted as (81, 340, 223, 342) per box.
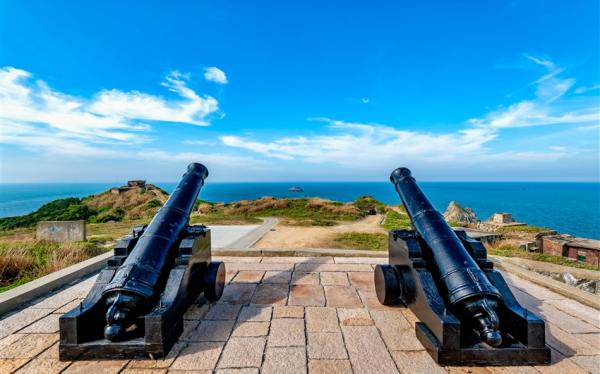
(389, 167, 502, 347)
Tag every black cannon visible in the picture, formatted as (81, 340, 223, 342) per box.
(375, 167, 550, 365)
(59, 163, 225, 360)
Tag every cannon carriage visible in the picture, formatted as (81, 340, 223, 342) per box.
(375, 167, 551, 366)
(59, 163, 225, 360)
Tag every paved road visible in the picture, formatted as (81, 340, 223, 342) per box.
(0, 255, 598, 373)
(208, 224, 260, 248)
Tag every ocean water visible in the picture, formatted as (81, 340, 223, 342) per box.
(0, 182, 598, 239)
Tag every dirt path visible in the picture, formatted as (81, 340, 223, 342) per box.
(253, 214, 385, 248)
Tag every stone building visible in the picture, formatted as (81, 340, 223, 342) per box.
(542, 235, 600, 269)
(492, 213, 514, 224)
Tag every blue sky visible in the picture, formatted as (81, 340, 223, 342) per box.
(0, 0, 598, 182)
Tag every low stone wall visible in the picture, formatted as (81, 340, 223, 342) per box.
(36, 220, 86, 242)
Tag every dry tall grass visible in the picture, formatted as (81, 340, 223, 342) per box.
(0, 239, 105, 291)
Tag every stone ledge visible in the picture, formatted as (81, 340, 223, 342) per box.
(491, 256, 599, 310)
(0, 251, 113, 316)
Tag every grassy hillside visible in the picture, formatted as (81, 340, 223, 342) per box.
(0, 187, 168, 231)
(192, 196, 383, 226)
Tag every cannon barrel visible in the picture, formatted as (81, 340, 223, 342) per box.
(102, 162, 209, 340)
(390, 167, 503, 347)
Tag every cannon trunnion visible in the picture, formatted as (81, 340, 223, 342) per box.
(59, 163, 225, 360)
(375, 167, 550, 366)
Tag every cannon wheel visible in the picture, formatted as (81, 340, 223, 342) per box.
(374, 264, 401, 305)
(204, 261, 226, 302)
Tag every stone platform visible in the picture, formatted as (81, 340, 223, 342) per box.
(0, 255, 598, 373)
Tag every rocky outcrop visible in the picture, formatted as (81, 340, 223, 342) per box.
(443, 201, 479, 225)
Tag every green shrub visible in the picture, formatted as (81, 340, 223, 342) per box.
(0, 198, 97, 230)
(146, 199, 162, 208)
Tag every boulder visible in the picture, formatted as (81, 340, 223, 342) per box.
(443, 201, 480, 225)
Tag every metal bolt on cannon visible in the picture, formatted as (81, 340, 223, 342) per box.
(59, 163, 225, 360)
(374, 167, 551, 366)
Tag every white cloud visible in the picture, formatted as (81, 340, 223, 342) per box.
(575, 84, 600, 94)
(0, 66, 223, 146)
(204, 67, 228, 84)
(361, 98, 370, 104)
(89, 71, 219, 126)
(221, 57, 599, 171)
(468, 56, 598, 129)
(0, 66, 245, 169)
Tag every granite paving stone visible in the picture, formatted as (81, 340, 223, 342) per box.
(342, 325, 398, 374)
(54, 299, 84, 314)
(0, 308, 54, 339)
(2, 254, 599, 373)
(261, 347, 307, 374)
(308, 359, 353, 374)
(347, 271, 375, 293)
(337, 308, 373, 326)
(219, 283, 257, 304)
(216, 369, 259, 374)
(306, 307, 339, 332)
(127, 342, 186, 369)
(295, 263, 373, 272)
(185, 320, 235, 342)
(251, 283, 289, 305)
(0, 333, 57, 359)
(268, 318, 305, 347)
(18, 313, 60, 333)
(307, 332, 348, 359)
(225, 270, 238, 283)
(533, 348, 588, 374)
(226, 263, 294, 272)
(62, 359, 129, 373)
(289, 285, 325, 306)
(171, 342, 224, 371)
(291, 272, 320, 285)
(545, 322, 599, 356)
(391, 350, 446, 374)
(232, 271, 264, 283)
(263, 271, 292, 284)
(14, 342, 70, 374)
(232, 322, 269, 337)
(324, 286, 362, 308)
(320, 271, 349, 286)
(217, 337, 266, 368)
(183, 303, 210, 320)
(570, 355, 600, 374)
(273, 306, 304, 318)
(0, 358, 28, 373)
(237, 305, 272, 322)
(204, 303, 242, 320)
(371, 310, 424, 351)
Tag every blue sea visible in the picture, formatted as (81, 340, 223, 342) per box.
(0, 182, 598, 239)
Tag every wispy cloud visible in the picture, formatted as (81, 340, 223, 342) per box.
(221, 56, 599, 171)
(468, 55, 597, 129)
(575, 84, 600, 94)
(89, 71, 219, 126)
(204, 67, 228, 84)
(0, 66, 234, 166)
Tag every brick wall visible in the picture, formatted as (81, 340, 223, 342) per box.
(542, 237, 565, 257)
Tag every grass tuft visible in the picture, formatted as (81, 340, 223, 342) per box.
(0, 239, 108, 292)
(332, 232, 388, 251)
